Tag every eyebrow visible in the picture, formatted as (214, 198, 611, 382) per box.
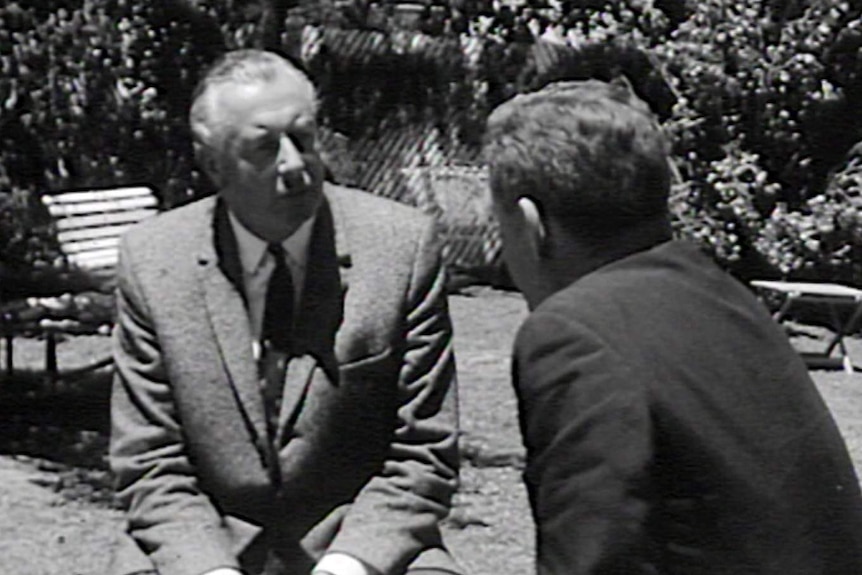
(249, 115, 315, 133)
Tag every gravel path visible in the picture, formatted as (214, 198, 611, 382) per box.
(2, 290, 862, 575)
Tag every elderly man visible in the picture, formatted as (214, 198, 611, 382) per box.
(483, 79, 862, 575)
(109, 50, 460, 575)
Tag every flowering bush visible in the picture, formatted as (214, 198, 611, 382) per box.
(5, 0, 862, 284)
(755, 154, 862, 282)
(656, 0, 862, 280)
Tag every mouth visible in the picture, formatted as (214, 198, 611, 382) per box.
(278, 186, 309, 198)
(276, 171, 315, 197)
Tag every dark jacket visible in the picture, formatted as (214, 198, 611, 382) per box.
(514, 240, 862, 575)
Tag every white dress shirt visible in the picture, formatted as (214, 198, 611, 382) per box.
(228, 210, 314, 359)
(205, 211, 369, 575)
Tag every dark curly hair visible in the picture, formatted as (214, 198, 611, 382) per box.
(483, 79, 671, 237)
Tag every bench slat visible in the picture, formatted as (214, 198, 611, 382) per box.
(61, 236, 120, 255)
(46, 196, 157, 217)
(45, 187, 158, 273)
(42, 186, 156, 205)
(53, 208, 158, 232)
(56, 223, 136, 244)
(66, 249, 120, 269)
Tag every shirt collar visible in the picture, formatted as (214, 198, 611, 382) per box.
(227, 210, 316, 275)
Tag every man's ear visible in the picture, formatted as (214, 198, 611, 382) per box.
(194, 142, 221, 187)
(517, 196, 548, 258)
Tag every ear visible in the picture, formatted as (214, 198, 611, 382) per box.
(610, 74, 634, 93)
(194, 142, 221, 187)
(517, 196, 548, 258)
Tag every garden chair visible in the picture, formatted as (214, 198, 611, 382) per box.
(750, 280, 862, 373)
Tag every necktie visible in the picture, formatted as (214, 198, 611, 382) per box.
(263, 243, 294, 353)
(261, 243, 294, 439)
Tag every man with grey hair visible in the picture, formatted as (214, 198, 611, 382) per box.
(484, 79, 862, 575)
(109, 49, 461, 575)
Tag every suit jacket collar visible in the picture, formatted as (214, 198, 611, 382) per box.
(208, 185, 352, 295)
(213, 199, 246, 300)
(293, 191, 344, 369)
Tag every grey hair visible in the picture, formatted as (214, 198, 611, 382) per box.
(189, 49, 316, 149)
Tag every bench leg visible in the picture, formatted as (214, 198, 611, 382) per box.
(823, 304, 848, 358)
(772, 295, 795, 323)
(822, 301, 862, 372)
(4, 335, 12, 377)
(45, 333, 57, 390)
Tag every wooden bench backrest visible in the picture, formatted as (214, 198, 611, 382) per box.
(42, 186, 158, 280)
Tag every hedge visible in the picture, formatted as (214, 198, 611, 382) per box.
(4, 0, 862, 284)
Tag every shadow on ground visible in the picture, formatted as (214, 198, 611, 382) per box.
(0, 368, 114, 506)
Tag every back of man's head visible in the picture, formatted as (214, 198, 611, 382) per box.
(483, 79, 671, 240)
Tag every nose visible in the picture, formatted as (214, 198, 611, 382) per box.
(275, 135, 306, 191)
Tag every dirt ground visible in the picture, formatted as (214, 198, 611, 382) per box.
(1, 289, 862, 575)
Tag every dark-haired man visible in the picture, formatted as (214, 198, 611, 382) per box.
(109, 49, 461, 575)
(484, 79, 862, 575)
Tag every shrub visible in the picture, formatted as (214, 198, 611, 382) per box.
(657, 0, 862, 280)
(5, 0, 862, 285)
(0, 0, 226, 279)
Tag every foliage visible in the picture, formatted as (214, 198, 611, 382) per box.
(0, 190, 60, 277)
(0, 0, 227, 274)
(670, 144, 780, 276)
(755, 154, 862, 281)
(5, 0, 862, 283)
(657, 0, 862, 279)
(0, 1, 193, 277)
(289, 0, 862, 283)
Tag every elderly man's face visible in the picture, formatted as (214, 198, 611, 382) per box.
(202, 68, 325, 242)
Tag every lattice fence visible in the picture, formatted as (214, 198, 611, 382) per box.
(321, 123, 501, 271)
(302, 25, 503, 271)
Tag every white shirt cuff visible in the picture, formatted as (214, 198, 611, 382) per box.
(313, 552, 370, 575)
(201, 569, 243, 575)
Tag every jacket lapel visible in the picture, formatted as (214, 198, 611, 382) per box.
(294, 192, 345, 366)
(198, 200, 270, 454)
(277, 193, 348, 431)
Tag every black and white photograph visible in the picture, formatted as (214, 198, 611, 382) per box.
(2, 1, 862, 574)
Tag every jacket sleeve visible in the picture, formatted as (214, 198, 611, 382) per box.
(109, 239, 239, 575)
(328, 219, 461, 575)
(513, 311, 654, 575)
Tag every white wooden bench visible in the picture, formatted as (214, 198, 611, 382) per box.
(44, 186, 159, 286)
(1, 186, 158, 383)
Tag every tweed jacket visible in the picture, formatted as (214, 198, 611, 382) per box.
(108, 184, 460, 575)
(513, 240, 862, 575)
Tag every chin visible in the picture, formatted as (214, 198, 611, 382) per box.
(275, 187, 308, 200)
(276, 190, 322, 218)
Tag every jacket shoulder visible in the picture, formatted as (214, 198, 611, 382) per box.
(325, 184, 433, 231)
(121, 196, 215, 250)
